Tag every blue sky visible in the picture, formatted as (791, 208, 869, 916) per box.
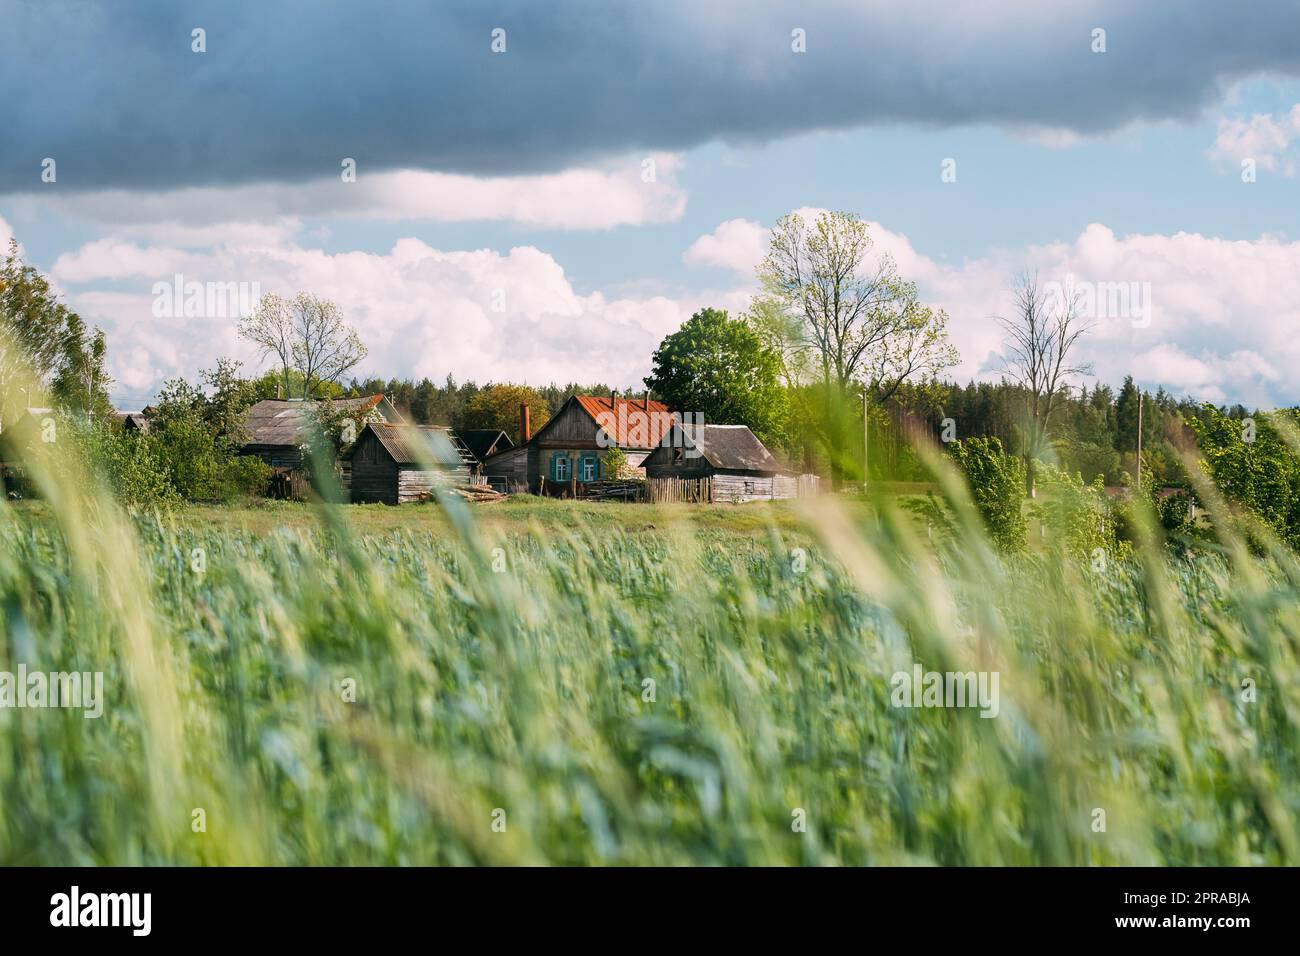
(3, 2, 1300, 409)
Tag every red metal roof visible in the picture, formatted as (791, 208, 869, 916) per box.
(574, 395, 675, 449)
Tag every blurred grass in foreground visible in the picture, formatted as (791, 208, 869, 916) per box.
(0, 436, 1297, 865)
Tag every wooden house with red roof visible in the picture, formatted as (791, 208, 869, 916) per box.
(482, 392, 675, 494)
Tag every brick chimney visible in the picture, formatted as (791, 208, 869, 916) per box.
(520, 403, 532, 442)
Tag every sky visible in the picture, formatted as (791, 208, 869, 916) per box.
(3, 0, 1300, 409)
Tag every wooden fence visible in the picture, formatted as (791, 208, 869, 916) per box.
(647, 476, 712, 503)
(269, 469, 311, 501)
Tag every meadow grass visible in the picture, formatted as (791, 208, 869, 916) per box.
(1, 460, 1298, 865)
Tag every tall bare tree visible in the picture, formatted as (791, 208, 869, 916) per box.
(239, 292, 367, 398)
(996, 272, 1093, 496)
(238, 293, 294, 397)
(755, 210, 957, 484)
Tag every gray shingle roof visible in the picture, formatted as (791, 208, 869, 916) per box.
(679, 423, 785, 472)
(243, 396, 391, 448)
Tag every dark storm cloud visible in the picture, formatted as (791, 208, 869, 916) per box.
(3, 0, 1299, 191)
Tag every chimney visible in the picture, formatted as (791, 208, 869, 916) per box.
(610, 388, 617, 409)
(643, 389, 650, 410)
(520, 402, 531, 442)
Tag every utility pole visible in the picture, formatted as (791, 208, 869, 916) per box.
(1135, 389, 1143, 493)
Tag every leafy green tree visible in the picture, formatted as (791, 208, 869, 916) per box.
(200, 358, 260, 443)
(947, 437, 1027, 551)
(644, 307, 789, 443)
(459, 383, 551, 444)
(147, 364, 273, 501)
(1188, 404, 1300, 546)
(0, 238, 112, 430)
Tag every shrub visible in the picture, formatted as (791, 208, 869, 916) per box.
(1030, 464, 1124, 559)
(602, 446, 629, 479)
(63, 417, 177, 508)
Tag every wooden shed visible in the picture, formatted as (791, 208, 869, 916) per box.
(349, 422, 478, 504)
(643, 423, 800, 503)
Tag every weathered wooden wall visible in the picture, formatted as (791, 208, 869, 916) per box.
(349, 430, 400, 503)
(710, 474, 776, 503)
(482, 444, 530, 491)
(535, 401, 599, 446)
(647, 472, 818, 504)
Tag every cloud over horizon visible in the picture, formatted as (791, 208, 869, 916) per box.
(5, 1, 1300, 191)
(32, 208, 1300, 412)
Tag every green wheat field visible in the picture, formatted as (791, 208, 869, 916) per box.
(1, 461, 1297, 866)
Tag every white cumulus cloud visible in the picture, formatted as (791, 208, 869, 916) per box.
(1208, 105, 1300, 176)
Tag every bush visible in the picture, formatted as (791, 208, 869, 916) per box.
(1030, 464, 1125, 559)
(947, 437, 1026, 551)
(603, 446, 629, 479)
(62, 417, 177, 508)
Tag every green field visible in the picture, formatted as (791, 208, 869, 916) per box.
(1, 482, 1297, 865)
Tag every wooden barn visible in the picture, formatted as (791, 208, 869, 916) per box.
(482, 393, 675, 494)
(643, 423, 803, 503)
(348, 422, 479, 504)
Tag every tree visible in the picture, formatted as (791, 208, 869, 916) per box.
(200, 358, 260, 444)
(50, 313, 113, 420)
(1188, 404, 1300, 547)
(459, 384, 551, 444)
(147, 365, 272, 501)
(756, 211, 957, 484)
(996, 272, 1093, 497)
(644, 307, 788, 443)
(239, 292, 367, 398)
(0, 238, 112, 430)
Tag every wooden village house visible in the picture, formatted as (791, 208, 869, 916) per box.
(348, 422, 479, 504)
(240, 395, 402, 469)
(482, 393, 675, 494)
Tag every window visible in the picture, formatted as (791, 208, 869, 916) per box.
(582, 457, 597, 482)
(553, 455, 570, 481)
(743, 480, 755, 495)
(673, 447, 684, 463)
